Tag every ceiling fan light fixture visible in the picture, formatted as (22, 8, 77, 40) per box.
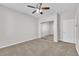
(27, 3, 50, 14)
(36, 9, 39, 13)
(39, 9, 42, 12)
(36, 9, 42, 13)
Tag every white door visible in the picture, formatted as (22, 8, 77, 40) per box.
(62, 19, 75, 43)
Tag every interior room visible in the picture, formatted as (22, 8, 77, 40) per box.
(0, 3, 79, 56)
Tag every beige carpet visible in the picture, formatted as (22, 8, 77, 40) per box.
(0, 35, 78, 56)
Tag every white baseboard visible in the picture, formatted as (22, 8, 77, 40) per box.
(76, 45, 79, 55)
(59, 39, 75, 44)
(0, 37, 37, 49)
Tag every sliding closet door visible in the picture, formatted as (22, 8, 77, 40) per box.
(41, 22, 49, 37)
(62, 19, 75, 43)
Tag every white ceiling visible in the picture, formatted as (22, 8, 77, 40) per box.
(0, 3, 78, 19)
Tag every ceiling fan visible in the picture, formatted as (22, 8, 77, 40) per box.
(27, 3, 50, 14)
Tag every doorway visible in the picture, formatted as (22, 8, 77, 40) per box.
(40, 21, 54, 41)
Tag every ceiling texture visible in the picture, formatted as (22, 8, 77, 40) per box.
(0, 3, 78, 19)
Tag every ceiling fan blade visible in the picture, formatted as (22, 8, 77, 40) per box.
(32, 10, 37, 14)
(42, 7, 50, 10)
(27, 5, 36, 8)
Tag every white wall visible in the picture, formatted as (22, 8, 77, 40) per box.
(0, 6, 38, 48)
(49, 21, 53, 35)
